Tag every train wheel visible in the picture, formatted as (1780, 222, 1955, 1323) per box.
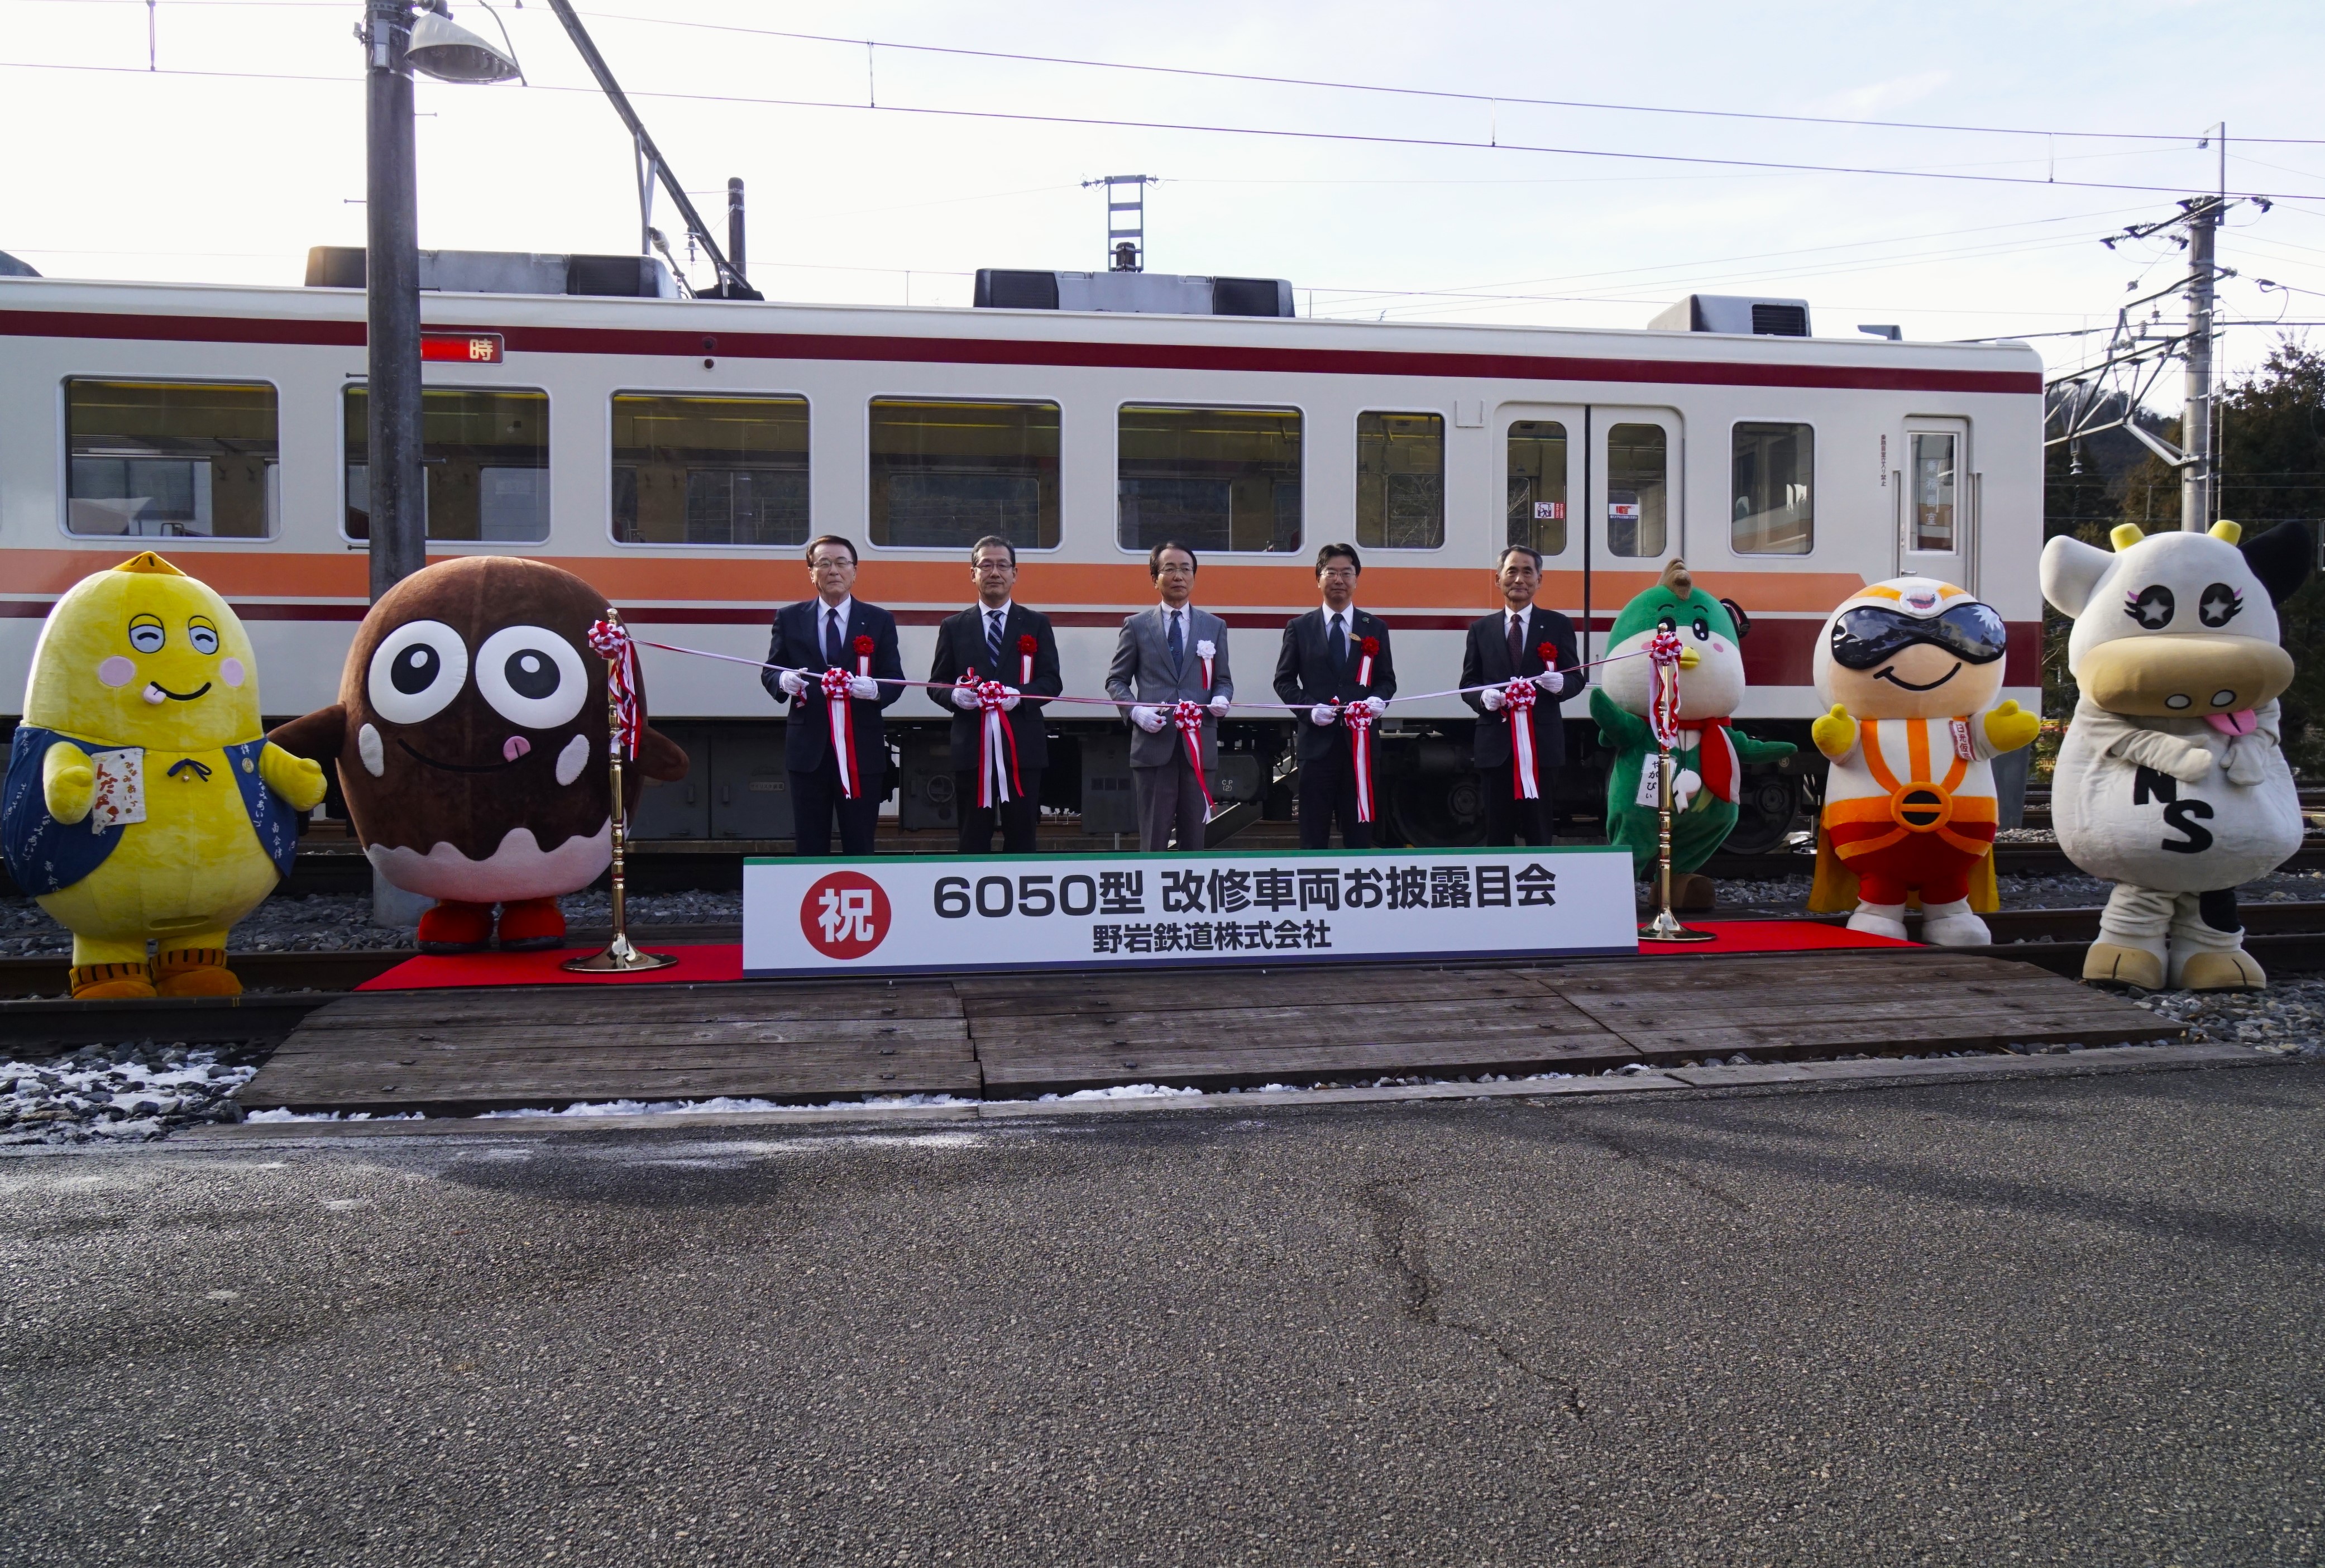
(1389, 772, 1486, 847)
(1723, 773, 1802, 856)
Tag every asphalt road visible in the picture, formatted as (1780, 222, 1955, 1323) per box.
(3, 1064, 2321, 1566)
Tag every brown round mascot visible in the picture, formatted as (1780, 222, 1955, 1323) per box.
(269, 557, 687, 953)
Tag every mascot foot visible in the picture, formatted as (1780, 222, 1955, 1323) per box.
(70, 962, 155, 1001)
(155, 949, 241, 997)
(1919, 900, 1992, 948)
(2175, 948, 2266, 992)
(417, 901, 494, 954)
(1846, 901, 1910, 942)
(495, 897, 567, 952)
(2084, 941, 2166, 991)
(1673, 873, 1716, 913)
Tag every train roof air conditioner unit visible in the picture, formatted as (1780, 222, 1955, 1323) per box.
(975, 269, 1294, 317)
(1648, 294, 1812, 337)
(303, 246, 678, 299)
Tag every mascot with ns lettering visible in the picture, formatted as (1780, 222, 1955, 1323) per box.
(2, 553, 326, 998)
(2042, 520, 2311, 991)
(269, 556, 688, 954)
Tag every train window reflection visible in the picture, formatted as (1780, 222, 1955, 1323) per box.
(1731, 422, 1814, 555)
(1910, 432, 1956, 552)
(1118, 405, 1302, 554)
(65, 379, 279, 539)
(344, 386, 549, 543)
(1356, 411, 1443, 549)
(612, 393, 808, 547)
(869, 399, 1059, 550)
(1505, 420, 1568, 556)
(1605, 423, 1668, 557)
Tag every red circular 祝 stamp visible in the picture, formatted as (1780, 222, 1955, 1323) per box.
(800, 871, 891, 960)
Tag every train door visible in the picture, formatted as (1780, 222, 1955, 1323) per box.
(1584, 408, 1683, 671)
(1501, 403, 1586, 592)
(1897, 417, 1973, 591)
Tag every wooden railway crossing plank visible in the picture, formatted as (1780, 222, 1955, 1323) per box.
(236, 949, 2187, 1116)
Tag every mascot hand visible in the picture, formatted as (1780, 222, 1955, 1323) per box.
(1811, 704, 1858, 759)
(2169, 745, 2217, 784)
(258, 744, 329, 812)
(42, 747, 95, 825)
(1671, 768, 1702, 811)
(1982, 700, 2041, 754)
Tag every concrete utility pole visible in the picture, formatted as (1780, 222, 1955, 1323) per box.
(363, 0, 426, 599)
(2182, 124, 2226, 533)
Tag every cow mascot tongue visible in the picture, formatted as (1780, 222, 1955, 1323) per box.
(1807, 576, 2039, 944)
(2042, 520, 2312, 991)
(1591, 558, 1794, 910)
(269, 557, 689, 954)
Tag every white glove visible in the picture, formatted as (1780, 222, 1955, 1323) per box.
(950, 685, 980, 712)
(847, 675, 879, 701)
(777, 669, 807, 699)
(999, 686, 1021, 712)
(1361, 696, 1388, 718)
(1209, 695, 1231, 717)
(1309, 702, 1338, 727)
(1532, 669, 1564, 692)
(2169, 745, 2216, 783)
(1480, 686, 1505, 713)
(1131, 705, 1166, 734)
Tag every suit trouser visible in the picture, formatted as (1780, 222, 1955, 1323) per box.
(955, 768, 1042, 854)
(790, 757, 883, 857)
(1479, 758, 1554, 847)
(1132, 751, 1210, 852)
(1298, 749, 1372, 850)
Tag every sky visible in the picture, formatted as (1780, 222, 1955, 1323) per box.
(5, 0, 2324, 407)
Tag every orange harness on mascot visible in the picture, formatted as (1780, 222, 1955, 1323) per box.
(1809, 716, 2001, 913)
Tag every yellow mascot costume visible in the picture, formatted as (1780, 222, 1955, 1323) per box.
(2, 553, 326, 998)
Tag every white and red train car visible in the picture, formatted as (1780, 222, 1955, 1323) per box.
(0, 261, 2044, 847)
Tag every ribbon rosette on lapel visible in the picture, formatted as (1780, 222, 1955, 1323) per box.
(1194, 638, 1216, 691)
(1356, 634, 1379, 688)
(1017, 632, 1037, 686)
(853, 633, 874, 678)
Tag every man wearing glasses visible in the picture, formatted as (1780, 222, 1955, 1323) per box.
(1460, 544, 1584, 846)
(761, 536, 905, 857)
(1106, 541, 1234, 853)
(927, 535, 1063, 854)
(1274, 542, 1395, 849)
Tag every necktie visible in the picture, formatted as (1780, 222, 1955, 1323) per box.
(1168, 610, 1185, 670)
(987, 609, 1004, 670)
(825, 607, 845, 668)
(1506, 611, 1525, 675)
(1329, 613, 1347, 674)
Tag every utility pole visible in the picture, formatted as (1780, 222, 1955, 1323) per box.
(2181, 193, 2218, 533)
(363, 0, 425, 600)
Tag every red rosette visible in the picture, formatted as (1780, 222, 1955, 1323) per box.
(1360, 635, 1380, 656)
(1537, 640, 1555, 662)
(1018, 633, 1038, 654)
(853, 634, 874, 656)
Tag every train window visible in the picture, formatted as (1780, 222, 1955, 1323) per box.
(1355, 412, 1443, 549)
(343, 386, 549, 543)
(1731, 422, 1814, 555)
(1117, 405, 1302, 553)
(611, 393, 808, 547)
(868, 399, 1060, 550)
(1505, 420, 1568, 556)
(1605, 423, 1668, 557)
(1908, 432, 1956, 552)
(64, 379, 278, 538)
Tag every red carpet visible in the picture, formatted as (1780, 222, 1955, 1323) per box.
(355, 921, 1907, 991)
(1634, 919, 1916, 957)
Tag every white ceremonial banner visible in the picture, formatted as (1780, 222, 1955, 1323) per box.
(741, 847, 1637, 978)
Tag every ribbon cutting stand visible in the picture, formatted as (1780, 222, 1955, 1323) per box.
(566, 614, 676, 974)
(1639, 633, 1715, 945)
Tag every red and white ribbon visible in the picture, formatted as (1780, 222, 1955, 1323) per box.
(584, 618, 641, 761)
(1169, 699, 1216, 815)
(1341, 701, 1377, 824)
(853, 634, 874, 679)
(819, 666, 862, 799)
(1196, 638, 1216, 692)
(1356, 634, 1377, 689)
(969, 678, 1023, 808)
(1018, 633, 1037, 687)
(1646, 627, 1687, 749)
(1502, 678, 1542, 800)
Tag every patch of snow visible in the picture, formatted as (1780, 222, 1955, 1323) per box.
(1035, 1083, 1204, 1102)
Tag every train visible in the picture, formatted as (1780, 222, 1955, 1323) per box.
(0, 254, 2045, 850)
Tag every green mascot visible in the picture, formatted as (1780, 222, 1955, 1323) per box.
(1590, 560, 1795, 910)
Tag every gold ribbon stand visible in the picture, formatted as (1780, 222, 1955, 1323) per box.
(564, 615, 676, 974)
(1639, 653, 1714, 945)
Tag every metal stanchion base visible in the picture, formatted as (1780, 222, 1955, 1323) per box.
(561, 936, 678, 973)
(1638, 908, 1718, 944)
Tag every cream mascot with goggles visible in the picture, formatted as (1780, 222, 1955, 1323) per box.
(1807, 577, 2039, 944)
(2042, 520, 2310, 991)
(1, 553, 326, 998)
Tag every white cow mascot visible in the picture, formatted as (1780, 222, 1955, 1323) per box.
(2042, 519, 2313, 991)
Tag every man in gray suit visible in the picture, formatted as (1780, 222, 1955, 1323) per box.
(1106, 540, 1235, 852)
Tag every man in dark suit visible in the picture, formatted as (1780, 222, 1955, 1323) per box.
(1273, 542, 1396, 849)
(1460, 544, 1584, 847)
(760, 534, 906, 856)
(927, 534, 1063, 854)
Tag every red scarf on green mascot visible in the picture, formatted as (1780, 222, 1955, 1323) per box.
(1688, 718, 1740, 805)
